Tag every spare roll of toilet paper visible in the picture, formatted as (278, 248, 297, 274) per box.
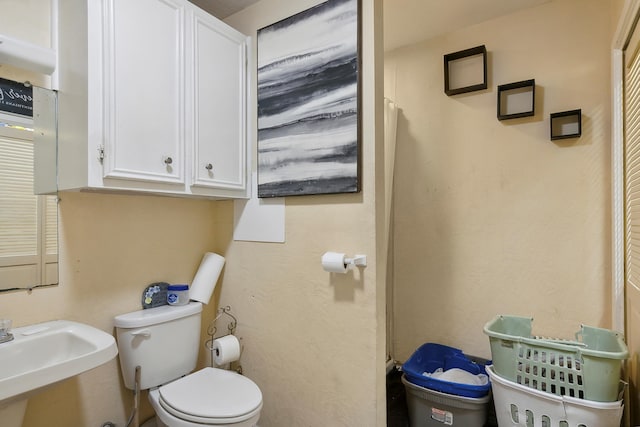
(190, 252, 225, 304)
(212, 334, 241, 365)
(321, 251, 348, 274)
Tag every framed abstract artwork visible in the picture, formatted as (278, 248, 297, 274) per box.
(257, 0, 361, 197)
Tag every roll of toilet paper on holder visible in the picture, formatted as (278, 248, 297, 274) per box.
(322, 251, 348, 273)
(212, 334, 241, 365)
(190, 252, 225, 304)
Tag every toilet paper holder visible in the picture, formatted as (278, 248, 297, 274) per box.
(345, 255, 367, 268)
(321, 251, 368, 273)
(207, 305, 237, 338)
(205, 306, 244, 373)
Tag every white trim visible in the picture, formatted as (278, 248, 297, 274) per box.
(50, 0, 59, 90)
(612, 0, 640, 334)
(385, 358, 397, 374)
(612, 47, 625, 334)
(613, 0, 640, 334)
(0, 34, 56, 75)
(614, 1, 640, 50)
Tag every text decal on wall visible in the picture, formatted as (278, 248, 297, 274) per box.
(0, 78, 33, 117)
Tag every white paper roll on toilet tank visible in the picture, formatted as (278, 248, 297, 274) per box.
(212, 334, 241, 365)
(189, 252, 225, 304)
(321, 251, 348, 273)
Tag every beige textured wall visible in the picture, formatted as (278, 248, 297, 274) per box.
(2, 192, 220, 426)
(0, 5, 223, 427)
(612, 0, 625, 33)
(0, 0, 51, 87)
(1, 1, 385, 427)
(385, 0, 615, 362)
(223, 0, 385, 426)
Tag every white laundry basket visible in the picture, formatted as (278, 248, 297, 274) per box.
(486, 366, 623, 427)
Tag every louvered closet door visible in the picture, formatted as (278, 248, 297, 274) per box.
(624, 18, 640, 425)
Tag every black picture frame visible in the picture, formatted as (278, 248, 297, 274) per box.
(550, 109, 582, 140)
(444, 45, 487, 96)
(497, 79, 535, 120)
(256, 0, 362, 198)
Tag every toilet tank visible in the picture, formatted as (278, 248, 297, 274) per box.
(114, 302, 203, 390)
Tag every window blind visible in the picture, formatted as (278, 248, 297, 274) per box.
(0, 131, 37, 258)
(0, 121, 57, 288)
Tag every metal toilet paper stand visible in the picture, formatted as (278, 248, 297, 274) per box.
(205, 306, 243, 373)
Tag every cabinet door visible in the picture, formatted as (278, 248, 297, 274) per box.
(102, 0, 186, 185)
(190, 9, 247, 193)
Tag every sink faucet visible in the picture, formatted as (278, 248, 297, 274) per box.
(0, 319, 14, 344)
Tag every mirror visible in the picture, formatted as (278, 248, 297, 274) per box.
(0, 81, 58, 292)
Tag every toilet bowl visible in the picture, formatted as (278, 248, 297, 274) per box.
(149, 368, 262, 427)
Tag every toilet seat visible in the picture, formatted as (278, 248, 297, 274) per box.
(157, 368, 262, 425)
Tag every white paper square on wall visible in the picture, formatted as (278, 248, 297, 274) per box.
(233, 172, 285, 243)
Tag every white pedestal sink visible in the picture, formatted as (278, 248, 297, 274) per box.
(0, 320, 118, 427)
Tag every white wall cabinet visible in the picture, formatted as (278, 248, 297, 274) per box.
(189, 7, 248, 197)
(57, 0, 249, 199)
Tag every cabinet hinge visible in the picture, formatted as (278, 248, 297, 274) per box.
(98, 145, 105, 162)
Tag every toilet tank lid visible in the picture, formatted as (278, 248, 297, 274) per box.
(114, 302, 203, 328)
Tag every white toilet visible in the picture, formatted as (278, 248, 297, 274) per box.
(114, 302, 263, 427)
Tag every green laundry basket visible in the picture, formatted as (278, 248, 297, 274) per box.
(483, 315, 628, 402)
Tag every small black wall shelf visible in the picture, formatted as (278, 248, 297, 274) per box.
(444, 45, 487, 96)
(497, 79, 535, 120)
(550, 109, 582, 140)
